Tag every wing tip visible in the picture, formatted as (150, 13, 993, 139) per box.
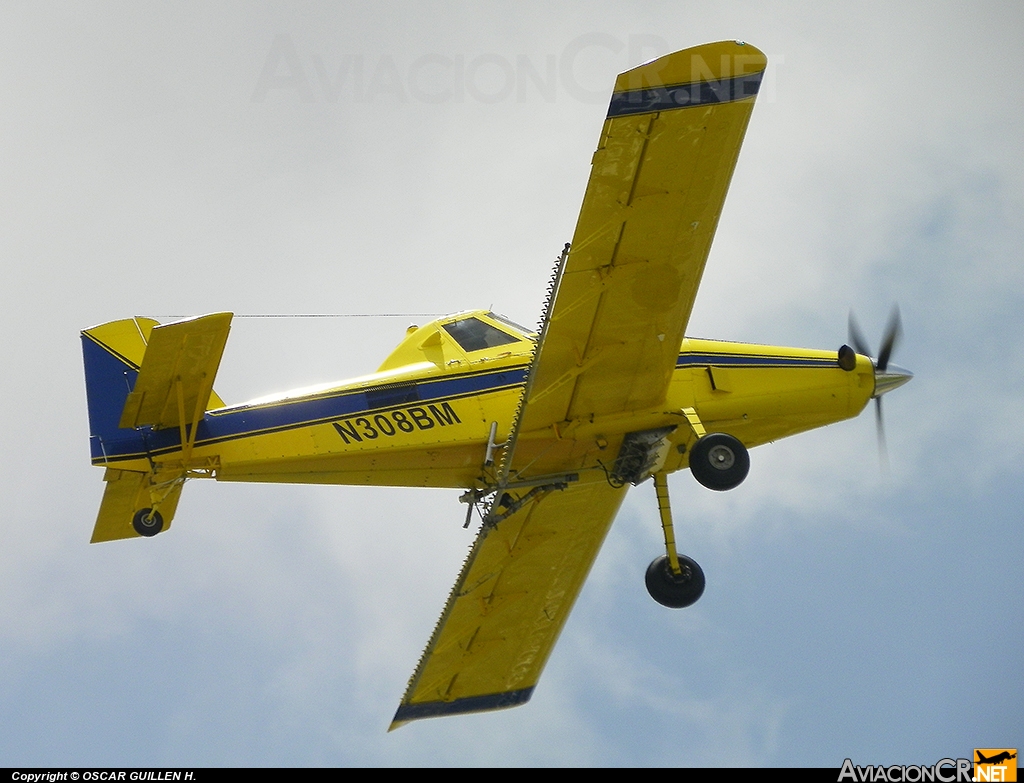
(388, 687, 535, 730)
(608, 42, 767, 118)
(613, 40, 767, 94)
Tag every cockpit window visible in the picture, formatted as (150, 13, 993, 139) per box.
(443, 317, 520, 353)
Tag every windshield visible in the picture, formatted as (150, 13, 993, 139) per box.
(443, 317, 520, 353)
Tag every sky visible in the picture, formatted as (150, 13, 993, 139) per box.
(1, 0, 1022, 768)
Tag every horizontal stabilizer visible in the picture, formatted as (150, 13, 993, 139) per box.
(119, 313, 232, 430)
(91, 469, 183, 543)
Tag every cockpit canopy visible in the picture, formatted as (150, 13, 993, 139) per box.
(442, 315, 524, 352)
(378, 310, 534, 372)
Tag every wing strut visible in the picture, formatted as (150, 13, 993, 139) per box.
(496, 242, 571, 487)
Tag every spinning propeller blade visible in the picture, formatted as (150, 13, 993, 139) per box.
(847, 312, 872, 358)
(848, 306, 911, 468)
(876, 307, 902, 372)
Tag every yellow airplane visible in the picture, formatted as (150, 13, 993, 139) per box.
(80, 41, 911, 729)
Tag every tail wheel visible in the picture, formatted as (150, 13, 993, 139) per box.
(689, 433, 749, 491)
(132, 508, 164, 537)
(645, 555, 705, 608)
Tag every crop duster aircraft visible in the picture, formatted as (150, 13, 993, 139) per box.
(81, 42, 912, 729)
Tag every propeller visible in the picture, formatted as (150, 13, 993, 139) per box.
(847, 306, 912, 468)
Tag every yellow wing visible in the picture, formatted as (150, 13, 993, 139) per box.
(394, 41, 766, 727)
(391, 478, 626, 729)
(514, 41, 766, 438)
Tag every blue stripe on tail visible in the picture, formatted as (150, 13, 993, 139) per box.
(81, 333, 138, 441)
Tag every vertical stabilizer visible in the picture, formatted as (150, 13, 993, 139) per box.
(81, 317, 159, 441)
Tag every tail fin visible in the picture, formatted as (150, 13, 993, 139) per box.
(81, 317, 159, 443)
(82, 313, 232, 542)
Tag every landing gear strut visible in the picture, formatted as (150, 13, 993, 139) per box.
(645, 472, 705, 608)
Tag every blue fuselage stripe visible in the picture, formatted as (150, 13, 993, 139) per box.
(92, 351, 839, 462)
(676, 353, 837, 369)
(92, 365, 529, 462)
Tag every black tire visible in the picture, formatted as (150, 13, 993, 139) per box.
(689, 433, 749, 491)
(132, 508, 164, 537)
(645, 554, 705, 608)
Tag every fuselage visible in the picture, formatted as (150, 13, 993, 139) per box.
(90, 310, 875, 489)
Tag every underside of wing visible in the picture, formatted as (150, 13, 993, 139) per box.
(390, 478, 627, 729)
(515, 41, 767, 438)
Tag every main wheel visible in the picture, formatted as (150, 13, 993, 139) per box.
(645, 554, 705, 608)
(689, 433, 749, 491)
(132, 508, 164, 537)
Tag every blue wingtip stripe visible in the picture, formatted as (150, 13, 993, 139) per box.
(392, 687, 534, 724)
(607, 71, 763, 118)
